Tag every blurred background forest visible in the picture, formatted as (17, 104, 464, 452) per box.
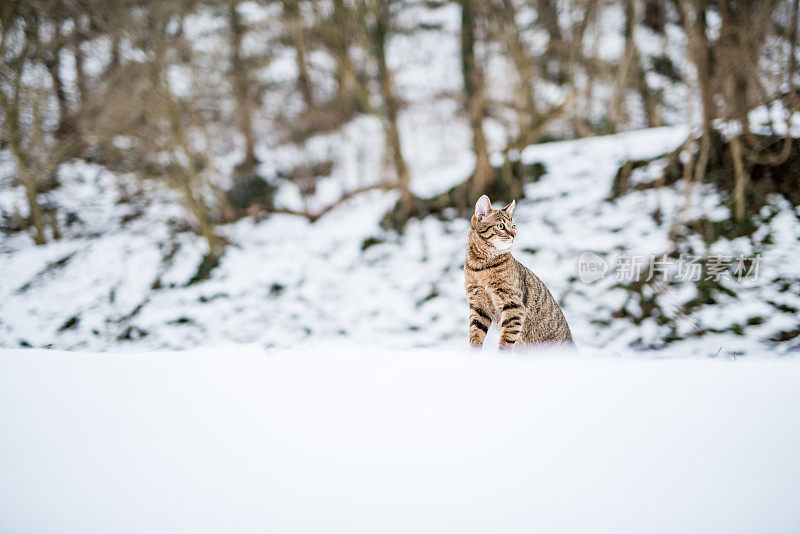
(1, 0, 799, 354)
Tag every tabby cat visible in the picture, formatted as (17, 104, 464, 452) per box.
(464, 195, 573, 349)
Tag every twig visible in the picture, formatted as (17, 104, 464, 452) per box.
(270, 183, 393, 222)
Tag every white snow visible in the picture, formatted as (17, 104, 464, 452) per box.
(2, 124, 800, 355)
(2, 4, 799, 355)
(2, 5, 799, 523)
(1, 345, 799, 533)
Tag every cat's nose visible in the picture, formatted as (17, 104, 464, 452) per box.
(508, 228, 516, 238)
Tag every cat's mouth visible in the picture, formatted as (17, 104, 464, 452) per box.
(494, 237, 514, 251)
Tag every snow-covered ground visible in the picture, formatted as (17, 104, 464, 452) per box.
(2, 124, 799, 354)
(1, 2, 798, 354)
(1, 345, 799, 533)
(2, 5, 798, 527)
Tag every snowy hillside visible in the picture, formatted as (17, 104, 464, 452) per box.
(2, 124, 799, 354)
(3, 0, 799, 355)
(2, 346, 799, 533)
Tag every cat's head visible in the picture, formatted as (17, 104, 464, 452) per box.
(471, 195, 516, 252)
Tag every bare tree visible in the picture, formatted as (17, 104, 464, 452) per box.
(282, 0, 316, 110)
(317, 0, 371, 113)
(610, 0, 662, 130)
(460, 0, 492, 200)
(487, 0, 539, 146)
(0, 3, 84, 244)
(677, 0, 715, 184)
(127, 2, 222, 256)
(365, 0, 412, 208)
(228, 2, 258, 171)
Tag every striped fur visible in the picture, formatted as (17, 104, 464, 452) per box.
(465, 195, 573, 350)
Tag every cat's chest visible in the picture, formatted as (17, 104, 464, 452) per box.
(468, 271, 510, 318)
(485, 287, 509, 318)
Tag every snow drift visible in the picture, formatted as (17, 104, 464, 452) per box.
(1, 345, 799, 533)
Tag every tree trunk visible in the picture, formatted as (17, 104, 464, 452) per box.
(635, 52, 662, 127)
(567, 0, 597, 137)
(177, 168, 218, 255)
(719, 0, 751, 137)
(460, 0, 492, 201)
(102, 32, 121, 81)
(537, 0, 563, 44)
(537, 0, 567, 82)
(643, 0, 666, 33)
(22, 169, 46, 245)
(331, 0, 371, 113)
(283, 1, 315, 110)
(73, 17, 88, 105)
(148, 12, 219, 256)
(609, 0, 636, 131)
(730, 134, 747, 221)
(678, 0, 715, 182)
(370, 0, 411, 204)
(229, 5, 256, 169)
(687, 1, 716, 136)
(492, 0, 539, 147)
(41, 22, 73, 139)
(0, 36, 47, 245)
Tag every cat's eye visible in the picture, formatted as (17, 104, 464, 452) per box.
(496, 223, 505, 230)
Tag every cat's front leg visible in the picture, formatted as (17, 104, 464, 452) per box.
(468, 305, 491, 348)
(498, 301, 523, 350)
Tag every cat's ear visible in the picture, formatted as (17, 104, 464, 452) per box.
(474, 195, 493, 220)
(502, 199, 516, 216)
